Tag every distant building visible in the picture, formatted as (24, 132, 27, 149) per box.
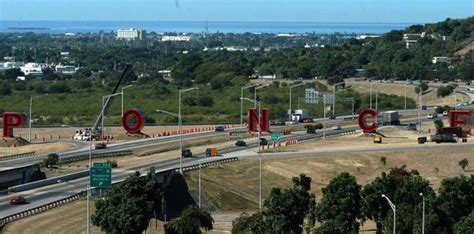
(60, 52, 70, 58)
(356, 35, 381, 40)
(117, 28, 145, 41)
(0, 61, 22, 70)
(403, 33, 422, 41)
(355, 69, 365, 77)
(405, 40, 417, 49)
(432, 56, 449, 64)
(55, 65, 78, 74)
(161, 36, 191, 42)
(305, 88, 319, 104)
(20, 63, 47, 76)
(158, 70, 172, 80)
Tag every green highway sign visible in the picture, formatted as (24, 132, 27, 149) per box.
(271, 132, 281, 141)
(94, 162, 112, 168)
(90, 165, 112, 188)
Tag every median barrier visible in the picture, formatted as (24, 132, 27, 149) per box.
(58, 150, 132, 164)
(8, 170, 89, 193)
(0, 151, 36, 161)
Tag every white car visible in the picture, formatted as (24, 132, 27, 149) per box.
(443, 111, 449, 116)
(426, 113, 437, 119)
(331, 124, 342, 130)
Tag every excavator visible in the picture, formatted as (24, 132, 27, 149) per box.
(74, 64, 133, 141)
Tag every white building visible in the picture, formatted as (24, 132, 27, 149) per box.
(117, 28, 145, 41)
(161, 36, 191, 42)
(20, 63, 47, 76)
(55, 65, 78, 74)
(432, 56, 449, 64)
(0, 61, 22, 70)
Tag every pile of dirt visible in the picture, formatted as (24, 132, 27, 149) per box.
(111, 132, 150, 141)
(0, 137, 30, 147)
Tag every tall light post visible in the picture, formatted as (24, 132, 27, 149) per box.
(199, 159, 202, 208)
(289, 83, 305, 121)
(101, 93, 122, 140)
(86, 128, 93, 234)
(28, 94, 47, 142)
(420, 193, 425, 234)
(370, 82, 373, 109)
(418, 91, 422, 132)
(121, 84, 133, 117)
(382, 194, 396, 234)
(241, 97, 262, 211)
(179, 87, 198, 173)
(241, 84, 258, 125)
(254, 84, 270, 109)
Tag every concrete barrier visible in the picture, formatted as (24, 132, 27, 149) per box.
(8, 170, 89, 193)
(0, 152, 36, 161)
(58, 150, 132, 164)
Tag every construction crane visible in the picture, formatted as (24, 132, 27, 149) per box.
(74, 64, 133, 141)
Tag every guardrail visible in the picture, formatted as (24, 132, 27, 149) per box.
(181, 157, 239, 172)
(0, 190, 86, 228)
(298, 129, 359, 143)
(0, 152, 36, 162)
(58, 150, 133, 164)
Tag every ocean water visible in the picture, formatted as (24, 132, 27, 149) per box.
(0, 20, 412, 34)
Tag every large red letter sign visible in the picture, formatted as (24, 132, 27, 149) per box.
(247, 108, 270, 133)
(358, 108, 378, 133)
(449, 110, 472, 135)
(121, 109, 145, 134)
(3, 112, 26, 137)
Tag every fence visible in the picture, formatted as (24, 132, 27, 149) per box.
(0, 152, 36, 162)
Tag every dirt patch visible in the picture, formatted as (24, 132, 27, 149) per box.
(0, 142, 74, 157)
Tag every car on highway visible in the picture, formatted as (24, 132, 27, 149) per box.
(331, 124, 342, 130)
(215, 126, 225, 132)
(406, 123, 417, 131)
(328, 115, 336, 120)
(427, 113, 438, 119)
(285, 121, 296, 125)
(181, 148, 193, 158)
(443, 111, 449, 116)
(235, 140, 247, 147)
(259, 138, 268, 146)
(302, 118, 314, 123)
(94, 142, 107, 149)
(10, 196, 28, 205)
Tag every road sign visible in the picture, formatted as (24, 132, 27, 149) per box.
(271, 132, 281, 141)
(93, 162, 112, 168)
(90, 165, 112, 188)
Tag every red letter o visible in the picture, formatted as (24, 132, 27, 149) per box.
(121, 109, 145, 134)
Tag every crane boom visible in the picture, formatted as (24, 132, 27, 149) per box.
(92, 64, 133, 135)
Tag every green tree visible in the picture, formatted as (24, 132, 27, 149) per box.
(2, 68, 24, 80)
(415, 82, 429, 94)
(316, 172, 362, 233)
(164, 205, 213, 234)
(92, 172, 162, 234)
(458, 159, 469, 171)
(434, 119, 444, 130)
(263, 174, 316, 233)
(437, 175, 474, 231)
(453, 211, 474, 234)
(231, 212, 264, 233)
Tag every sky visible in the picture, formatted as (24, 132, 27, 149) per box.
(0, 0, 472, 23)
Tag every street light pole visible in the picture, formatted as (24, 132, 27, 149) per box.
(420, 193, 425, 234)
(199, 160, 202, 208)
(121, 85, 133, 117)
(241, 84, 258, 125)
(86, 134, 92, 234)
(289, 83, 304, 121)
(241, 97, 262, 211)
(29, 95, 47, 142)
(382, 194, 396, 234)
(178, 87, 198, 173)
(370, 83, 373, 109)
(333, 82, 345, 116)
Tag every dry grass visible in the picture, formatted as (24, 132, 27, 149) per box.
(0, 142, 74, 157)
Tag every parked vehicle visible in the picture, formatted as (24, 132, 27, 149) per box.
(181, 148, 193, 158)
(373, 136, 382, 144)
(10, 196, 28, 205)
(431, 134, 458, 143)
(328, 115, 336, 120)
(418, 136, 427, 144)
(259, 138, 268, 146)
(270, 119, 285, 126)
(235, 140, 246, 147)
(205, 148, 218, 157)
(215, 126, 225, 132)
(443, 111, 449, 116)
(427, 113, 438, 119)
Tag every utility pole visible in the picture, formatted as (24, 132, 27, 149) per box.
(289, 83, 304, 121)
(241, 84, 258, 125)
(420, 193, 425, 234)
(404, 83, 407, 110)
(382, 194, 396, 234)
